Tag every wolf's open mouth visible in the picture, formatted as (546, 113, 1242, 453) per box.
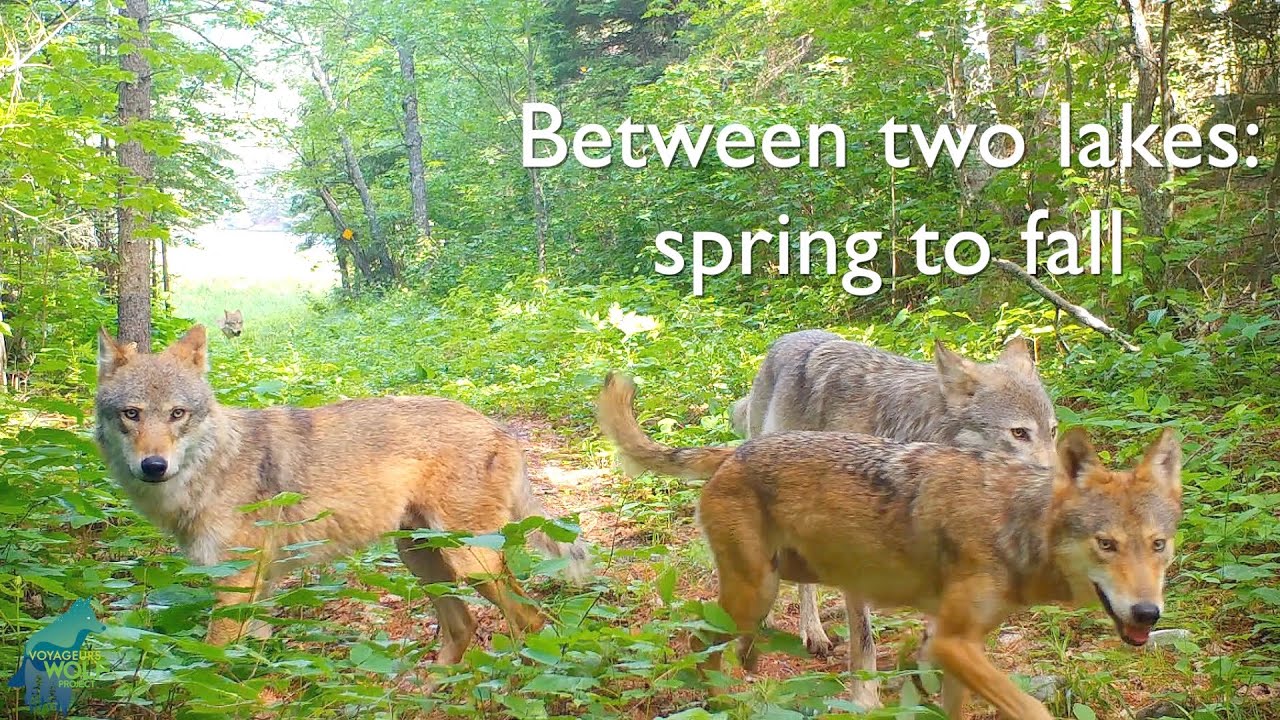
(1094, 583, 1152, 646)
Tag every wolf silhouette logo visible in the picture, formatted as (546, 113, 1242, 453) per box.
(6, 598, 105, 714)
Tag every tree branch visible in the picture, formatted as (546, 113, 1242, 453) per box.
(992, 258, 1142, 352)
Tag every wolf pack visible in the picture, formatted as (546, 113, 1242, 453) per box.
(93, 324, 1183, 719)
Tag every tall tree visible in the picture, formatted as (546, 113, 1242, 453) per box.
(117, 0, 155, 350)
(395, 37, 433, 247)
(522, 10, 549, 274)
(1122, 0, 1174, 241)
(303, 39, 399, 281)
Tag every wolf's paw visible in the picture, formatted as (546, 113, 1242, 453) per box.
(205, 618, 243, 646)
(848, 683, 881, 711)
(246, 619, 273, 640)
(802, 632, 835, 657)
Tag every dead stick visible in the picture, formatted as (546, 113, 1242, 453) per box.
(991, 258, 1142, 352)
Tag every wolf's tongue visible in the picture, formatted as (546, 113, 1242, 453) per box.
(1124, 625, 1151, 645)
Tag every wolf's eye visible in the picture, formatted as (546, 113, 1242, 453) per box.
(169, 408, 187, 421)
(1152, 539, 1167, 552)
(122, 408, 140, 421)
(1096, 537, 1118, 552)
(1050, 425, 1059, 438)
(1010, 427, 1031, 441)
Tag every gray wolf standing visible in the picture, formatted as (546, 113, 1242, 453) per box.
(95, 325, 588, 670)
(600, 373, 1181, 719)
(730, 330, 1055, 706)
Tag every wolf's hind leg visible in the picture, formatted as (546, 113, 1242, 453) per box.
(843, 592, 880, 709)
(396, 538, 478, 665)
(797, 584, 834, 655)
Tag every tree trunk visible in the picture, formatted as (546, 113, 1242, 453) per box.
(395, 38, 433, 246)
(160, 237, 170, 294)
(528, 167, 548, 274)
(305, 48, 398, 282)
(1121, 0, 1173, 240)
(336, 248, 351, 293)
(95, 136, 118, 296)
(117, 0, 154, 351)
(945, 1, 1000, 205)
(523, 21, 548, 274)
(0, 258, 7, 391)
(1013, 0, 1059, 212)
(317, 186, 374, 280)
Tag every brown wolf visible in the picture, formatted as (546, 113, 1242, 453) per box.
(732, 330, 1056, 703)
(95, 325, 589, 667)
(220, 309, 243, 338)
(600, 373, 1180, 719)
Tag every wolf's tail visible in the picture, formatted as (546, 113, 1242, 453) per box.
(730, 395, 751, 437)
(512, 477, 592, 585)
(597, 373, 735, 482)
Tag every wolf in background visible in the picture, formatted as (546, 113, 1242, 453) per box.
(730, 330, 1056, 704)
(95, 325, 588, 672)
(600, 372, 1182, 719)
(220, 309, 243, 338)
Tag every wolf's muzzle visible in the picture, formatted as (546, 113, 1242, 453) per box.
(140, 456, 169, 482)
(1130, 602, 1160, 626)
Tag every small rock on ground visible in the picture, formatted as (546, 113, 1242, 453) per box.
(1135, 700, 1191, 719)
(1027, 674, 1064, 703)
(1146, 628, 1194, 650)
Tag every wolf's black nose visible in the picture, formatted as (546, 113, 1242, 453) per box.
(140, 456, 168, 480)
(1131, 602, 1161, 626)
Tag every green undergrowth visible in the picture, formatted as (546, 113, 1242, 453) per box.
(2, 276, 1277, 719)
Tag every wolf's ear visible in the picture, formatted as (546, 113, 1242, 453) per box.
(1136, 428, 1181, 499)
(934, 341, 979, 403)
(1057, 427, 1099, 485)
(998, 336, 1037, 377)
(97, 328, 137, 382)
(165, 325, 208, 374)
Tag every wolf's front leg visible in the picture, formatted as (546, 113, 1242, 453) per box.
(927, 633, 1049, 720)
(206, 566, 270, 645)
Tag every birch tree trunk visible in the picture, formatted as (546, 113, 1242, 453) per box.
(317, 186, 374, 280)
(524, 18, 548, 274)
(306, 47, 398, 281)
(117, 0, 154, 351)
(395, 38, 433, 246)
(946, 1, 1000, 205)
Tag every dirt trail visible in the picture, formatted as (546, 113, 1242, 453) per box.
(296, 414, 1182, 719)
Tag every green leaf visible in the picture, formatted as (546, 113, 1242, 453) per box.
(1074, 704, 1099, 720)
(701, 602, 736, 632)
(521, 673, 597, 693)
(238, 491, 305, 513)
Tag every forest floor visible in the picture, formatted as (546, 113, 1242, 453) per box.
(32, 275, 1271, 720)
(245, 415, 1231, 720)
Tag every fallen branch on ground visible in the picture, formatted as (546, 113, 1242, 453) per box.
(992, 258, 1142, 353)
